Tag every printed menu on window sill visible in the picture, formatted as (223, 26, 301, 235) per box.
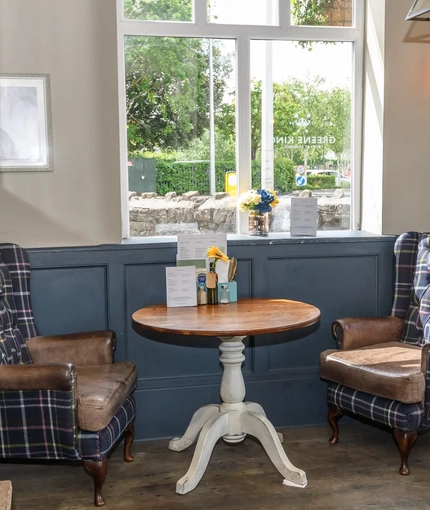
(290, 197, 318, 237)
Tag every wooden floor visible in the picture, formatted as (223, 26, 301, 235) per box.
(2, 421, 430, 510)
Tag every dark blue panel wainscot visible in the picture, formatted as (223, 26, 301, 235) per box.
(27, 232, 396, 441)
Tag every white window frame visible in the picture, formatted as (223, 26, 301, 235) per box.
(117, 0, 365, 238)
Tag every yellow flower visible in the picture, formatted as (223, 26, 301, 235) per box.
(268, 189, 279, 207)
(206, 246, 229, 262)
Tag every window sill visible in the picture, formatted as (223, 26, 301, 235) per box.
(122, 230, 395, 247)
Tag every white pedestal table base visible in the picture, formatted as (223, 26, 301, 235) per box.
(168, 336, 307, 495)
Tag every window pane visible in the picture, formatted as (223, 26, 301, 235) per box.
(251, 40, 352, 232)
(208, 0, 278, 26)
(291, 0, 353, 27)
(125, 36, 237, 237)
(123, 0, 192, 22)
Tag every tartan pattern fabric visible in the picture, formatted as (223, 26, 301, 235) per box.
(0, 244, 38, 341)
(327, 382, 423, 432)
(77, 395, 136, 460)
(0, 387, 79, 460)
(0, 255, 32, 365)
(0, 243, 137, 464)
(400, 234, 430, 346)
(391, 231, 421, 319)
(325, 233, 430, 436)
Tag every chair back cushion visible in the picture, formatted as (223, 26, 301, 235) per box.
(0, 244, 38, 364)
(392, 233, 430, 346)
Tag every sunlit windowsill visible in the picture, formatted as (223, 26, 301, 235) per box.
(122, 230, 395, 246)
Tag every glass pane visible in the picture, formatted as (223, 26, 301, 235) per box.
(125, 36, 236, 237)
(123, 0, 192, 22)
(250, 40, 352, 232)
(291, 0, 353, 27)
(208, 0, 278, 26)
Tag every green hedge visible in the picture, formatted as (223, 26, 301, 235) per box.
(301, 174, 336, 189)
(152, 158, 296, 196)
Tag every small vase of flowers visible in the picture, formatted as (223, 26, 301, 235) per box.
(238, 189, 279, 236)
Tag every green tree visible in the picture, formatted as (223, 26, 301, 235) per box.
(216, 77, 351, 167)
(291, 0, 333, 26)
(123, 1, 233, 154)
(124, 0, 192, 21)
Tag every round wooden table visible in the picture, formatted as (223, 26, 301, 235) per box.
(132, 298, 320, 495)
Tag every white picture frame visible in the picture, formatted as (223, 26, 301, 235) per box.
(0, 73, 53, 172)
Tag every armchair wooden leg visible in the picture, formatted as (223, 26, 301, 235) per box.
(393, 429, 417, 476)
(124, 422, 135, 462)
(328, 404, 343, 444)
(83, 456, 108, 507)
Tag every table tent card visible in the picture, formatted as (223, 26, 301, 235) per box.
(166, 266, 197, 308)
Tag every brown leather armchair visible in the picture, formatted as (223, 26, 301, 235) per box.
(319, 232, 430, 475)
(0, 244, 137, 507)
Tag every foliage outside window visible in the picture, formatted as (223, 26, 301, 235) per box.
(119, 0, 361, 237)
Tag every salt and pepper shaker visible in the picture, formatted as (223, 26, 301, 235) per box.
(197, 284, 207, 305)
(219, 284, 230, 304)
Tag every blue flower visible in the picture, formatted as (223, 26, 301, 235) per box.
(255, 189, 275, 212)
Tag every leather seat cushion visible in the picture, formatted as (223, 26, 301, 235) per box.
(320, 342, 424, 404)
(76, 362, 137, 432)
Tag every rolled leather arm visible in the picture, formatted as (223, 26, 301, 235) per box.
(332, 316, 404, 350)
(27, 330, 116, 366)
(0, 363, 75, 391)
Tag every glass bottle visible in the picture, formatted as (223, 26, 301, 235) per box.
(206, 261, 218, 304)
(219, 284, 230, 304)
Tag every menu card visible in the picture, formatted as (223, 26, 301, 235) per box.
(166, 266, 197, 308)
(177, 233, 227, 260)
(290, 197, 318, 236)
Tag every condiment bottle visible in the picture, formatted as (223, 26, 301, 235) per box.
(206, 261, 218, 304)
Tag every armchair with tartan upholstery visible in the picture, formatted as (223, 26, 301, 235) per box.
(0, 243, 137, 507)
(320, 231, 430, 475)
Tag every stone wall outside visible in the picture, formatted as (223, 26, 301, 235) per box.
(129, 191, 350, 236)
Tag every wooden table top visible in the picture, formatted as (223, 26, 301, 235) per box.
(132, 298, 320, 337)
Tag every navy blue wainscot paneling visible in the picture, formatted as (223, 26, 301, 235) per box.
(27, 233, 396, 441)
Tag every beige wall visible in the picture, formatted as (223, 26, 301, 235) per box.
(0, 0, 122, 248)
(1, 1, 428, 247)
(362, 0, 430, 235)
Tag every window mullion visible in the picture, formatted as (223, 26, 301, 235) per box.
(279, 0, 291, 30)
(194, 0, 207, 27)
(236, 35, 252, 235)
(351, 0, 365, 230)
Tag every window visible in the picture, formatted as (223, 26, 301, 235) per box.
(118, 0, 363, 238)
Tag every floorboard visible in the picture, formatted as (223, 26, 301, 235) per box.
(2, 422, 430, 509)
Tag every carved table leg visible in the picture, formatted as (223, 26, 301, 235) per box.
(328, 404, 343, 444)
(83, 456, 108, 507)
(176, 412, 229, 494)
(242, 411, 307, 488)
(245, 402, 283, 443)
(169, 404, 220, 452)
(393, 429, 418, 475)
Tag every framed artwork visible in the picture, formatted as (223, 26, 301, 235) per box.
(0, 73, 53, 172)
